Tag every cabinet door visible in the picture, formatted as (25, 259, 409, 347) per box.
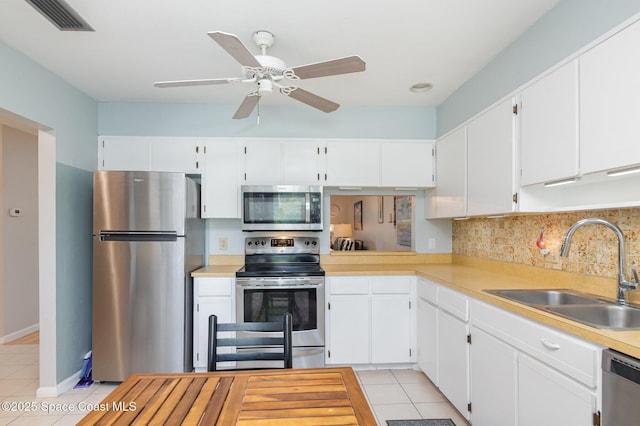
(326, 294, 370, 364)
(242, 140, 282, 184)
(417, 297, 437, 382)
(519, 61, 579, 186)
(149, 138, 201, 173)
(99, 136, 150, 171)
(469, 326, 517, 426)
(466, 98, 515, 216)
(437, 309, 469, 420)
(325, 141, 381, 186)
(580, 20, 640, 174)
(194, 297, 234, 371)
(282, 140, 323, 185)
(428, 128, 466, 218)
(371, 294, 412, 363)
(518, 354, 596, 426)
(380, 140, 435, 187)
(201, 141, 240, 218)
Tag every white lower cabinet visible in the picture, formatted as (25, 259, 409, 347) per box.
(518, 353, 596, 426)
(326, 275, 415, 365)
(326, 292, 370, 364)
(417, 278, 438, 381)
(469, 326, 517, 426)
(437, 287, 470, 420)
(415, 281, 603, 426)
(193, 277, 235, 371)
(470, 299, 602, 426)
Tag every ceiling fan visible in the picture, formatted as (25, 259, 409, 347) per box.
(154, 30, 366, 119)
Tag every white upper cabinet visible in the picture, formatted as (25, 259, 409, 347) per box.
(427, 127, 467, 218)
(282, 140, 325, 185)
(149, 138, 202, 173)
(580, 19, 640, 174)
(241, 140, 282, 185)
(466, 98, 516, 216)
(201, 140, 240, 219)
(519, 61, 579, 186)
(380, 140, 435, 187)
(324, 140, 381, 187)
(99, 137, 151, 171)
(98, 136, 202, 173)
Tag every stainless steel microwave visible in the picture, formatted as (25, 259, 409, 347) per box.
(241, 185, 323, 231)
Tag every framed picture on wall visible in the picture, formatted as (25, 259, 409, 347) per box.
(354, 200, 363, 231)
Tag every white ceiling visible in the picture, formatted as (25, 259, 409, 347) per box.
(0, 0, 560, 112)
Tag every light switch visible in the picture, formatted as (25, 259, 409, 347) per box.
(8, 208, 23, 217)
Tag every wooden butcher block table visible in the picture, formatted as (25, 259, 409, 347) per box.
(77, 367, 376, 425)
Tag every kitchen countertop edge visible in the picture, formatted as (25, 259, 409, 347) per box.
(192, 261, 640, 358)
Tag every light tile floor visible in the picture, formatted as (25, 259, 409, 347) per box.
(356, 369, 470, 426)
(0, 343, 119, 425)
(0, 343, 469, 425)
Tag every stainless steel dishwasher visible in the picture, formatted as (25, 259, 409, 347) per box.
(602, 349, 640, 425)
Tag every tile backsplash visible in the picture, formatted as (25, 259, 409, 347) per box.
(452, 208, 640, 280)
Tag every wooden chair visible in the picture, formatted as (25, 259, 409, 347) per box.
(207, 313, 293, 371)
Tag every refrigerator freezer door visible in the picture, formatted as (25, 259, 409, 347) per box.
(92, 236, 187, 381)
(93, 171, 194, 235)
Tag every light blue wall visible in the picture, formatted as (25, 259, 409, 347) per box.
(0, 41, 97, 383)
(437, 0, 640, 136)
(98, 103, 437, 139)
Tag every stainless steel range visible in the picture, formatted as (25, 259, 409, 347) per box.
(236, 236, 325, 368)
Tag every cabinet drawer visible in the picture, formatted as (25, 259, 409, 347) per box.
(197, 278, 234, 296)
(471, 300, 602, 388)
(371, 276, 412, 294)
(417, 277, 438, 304)
(438, 287, 469, 321)
(328, 277, 369, 294)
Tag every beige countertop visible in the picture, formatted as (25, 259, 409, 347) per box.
(192, 255, 640, 358)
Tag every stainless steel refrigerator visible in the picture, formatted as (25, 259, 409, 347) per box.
(92, 171, 205, 382)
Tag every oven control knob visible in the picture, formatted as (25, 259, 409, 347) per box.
(312, 241, 317, 246)
(260, 241, 265, 246)
(305, 240, 310, 245)
(247, 241, 252, 246)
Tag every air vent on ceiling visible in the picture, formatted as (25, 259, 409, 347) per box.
(25, 0, 93, 31)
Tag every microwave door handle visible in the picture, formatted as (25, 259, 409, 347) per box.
(305, 192, 311, 223)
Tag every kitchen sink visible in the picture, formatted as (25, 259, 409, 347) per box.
(485, 288, 640, 330)
(544, 304, 640, 330)
(484, 289, 604, 306)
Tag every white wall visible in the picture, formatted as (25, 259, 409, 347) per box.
(1, 125, 39, 341)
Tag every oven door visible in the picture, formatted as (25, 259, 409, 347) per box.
(236, 277, 325, 348)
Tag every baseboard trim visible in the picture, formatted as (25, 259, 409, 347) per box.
(0, 324, 39, 344)
(36, 369, 80, 398)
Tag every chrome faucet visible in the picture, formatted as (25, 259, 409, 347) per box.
(560, 218, 639, 305)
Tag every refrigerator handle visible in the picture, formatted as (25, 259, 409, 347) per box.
(99, 231, 178, 242)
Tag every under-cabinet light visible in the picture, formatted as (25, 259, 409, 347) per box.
(606, 165, 640, 177)
(543, 177, 579, 187)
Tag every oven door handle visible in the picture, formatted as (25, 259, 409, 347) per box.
(236, 284, 323, 290)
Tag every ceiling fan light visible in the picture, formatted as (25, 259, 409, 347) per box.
(258, 79, 273, 94)
(410, 82, 433, 93)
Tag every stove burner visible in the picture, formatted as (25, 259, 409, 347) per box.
(237, 236, 324, 278)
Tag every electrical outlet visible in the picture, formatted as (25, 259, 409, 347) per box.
(219, 237, 228, 251)
(428, 238, 436, 249)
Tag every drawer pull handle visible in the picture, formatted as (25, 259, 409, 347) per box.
(541, 338, 561, 351)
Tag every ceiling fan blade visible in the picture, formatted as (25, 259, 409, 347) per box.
(233, 95, 260, 119)
(208, 31, 261, 67)
(291, 55, 366, 80)
(154, 78, 239, 88)
(286, 88, 339, 113)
